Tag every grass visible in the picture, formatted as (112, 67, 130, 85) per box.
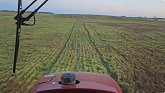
(83, 15, 165, 93)
(0, 11, 165, 93)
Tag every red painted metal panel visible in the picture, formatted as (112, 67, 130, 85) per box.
(29, 72, 122, 93)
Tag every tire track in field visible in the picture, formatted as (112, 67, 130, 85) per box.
(113, 16, 122, 20)
(82, 18, 112, 77)
(112, 16, 118, 20)
(45, 20, 77, 74)
(75, 18, 81, 72)
(88, 23, 129, 63)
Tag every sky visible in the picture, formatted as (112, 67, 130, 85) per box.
(0, 0, 165, 18)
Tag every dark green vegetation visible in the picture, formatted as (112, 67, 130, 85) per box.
(0, 11, 165, 93)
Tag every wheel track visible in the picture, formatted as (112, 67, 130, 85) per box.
(1, 18, 77, 93)
(88, 23, 129, 63)
(86, 22, 134, 92)
(76, 18, 81, 72)
(45, 19, 78, 74)
(81, 18, 112, 77)
(113, 16, 119, 20)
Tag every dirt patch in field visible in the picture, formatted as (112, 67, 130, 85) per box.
(41, 33, 62, 41)
(86, 15, 101, 19)
(55, 14, 78, 18)
(159, 19, 165, 21)
(25, 20, 56, 24)
(24, 33, 32, 35)
(20, 38, 34, 41)
(0, 18, 14, 21)
(133, 47, 165, 93)
(97, 22, 165, 34)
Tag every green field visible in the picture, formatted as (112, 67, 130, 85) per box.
(0, 11, 165, 93)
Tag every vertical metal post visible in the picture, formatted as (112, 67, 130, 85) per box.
(13, 0, 22, 73)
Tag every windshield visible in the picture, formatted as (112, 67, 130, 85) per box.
(0, 0, 165, 93)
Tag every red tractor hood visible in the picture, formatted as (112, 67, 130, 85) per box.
(29, 72, 122, 93)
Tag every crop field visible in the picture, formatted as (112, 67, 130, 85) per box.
(0, 11, 165, 93)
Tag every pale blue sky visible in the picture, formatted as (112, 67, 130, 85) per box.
(0, 0, 165, 18)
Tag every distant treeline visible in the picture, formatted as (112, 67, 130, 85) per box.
(0, 10, 164, 19)
(38, 12, 54, 14)
(0, 10, 54, 14)
(0, 10, 16, 12)
(121, 16, 164, 19)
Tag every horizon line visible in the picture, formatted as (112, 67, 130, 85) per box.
(0, 10, 165, 19)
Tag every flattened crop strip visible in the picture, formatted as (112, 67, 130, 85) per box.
(76, 18, 81, 72)
(45, 20, 77, 74)
(82, 18, 111, 76)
